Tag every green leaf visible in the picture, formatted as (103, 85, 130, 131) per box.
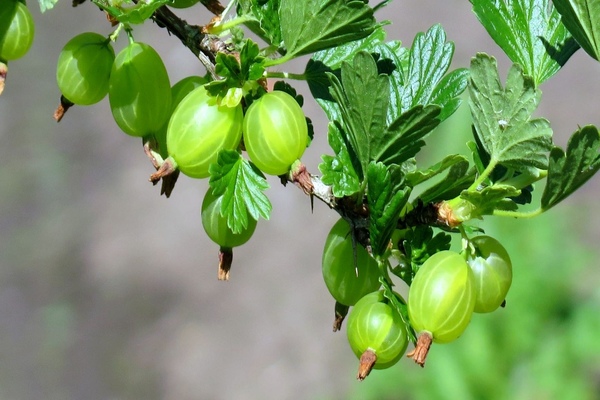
(208, 150, 271, 234)
(392, 24, 468, 122)
(460, 185, 521, 219)
(237, 0, 282, 47)
(402, 226, 452, 269)
(92, 0, 171, 24)
(367, 162, 410, 258)
(470, 0, 579, 84)
(381, 280, 417, 344)
(327, 52, 389, 176)
(553, 0, 600, 61)
(309, 27, 389, 71)
(38, 0, 59, 12)
(278, 0, 380, 60)
(319, 123, 361, 197)
(205, 39, 264, 105)
(406, 154, 469, 187)
(327, 51, 442, 174)
(305, 27, 406, 125)
(374, 105, 442, 166)
(407, 155, 476, 204)
(469, 53, 553, 172)
(541, 125, 600, 211)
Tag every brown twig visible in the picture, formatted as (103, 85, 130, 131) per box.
(0, 62, 6, 96)
(150, 5, 232, 79)
(218, 247, 233, 280)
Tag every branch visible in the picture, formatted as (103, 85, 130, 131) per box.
(199, 0, 225, 15)
(151, 6, 232, 78)
(143, 3, 445, 238)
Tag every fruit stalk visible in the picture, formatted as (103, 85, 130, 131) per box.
(0, 62, 6, 95)
(407, 332, 433, 367)
(287, 161, 314, 195)
(218, 247, 233, 281)
(53, 96, 74, 122)
(357, 349, 377, 380)
(333, 301, 349, 332)
(149, 157, 178, 184)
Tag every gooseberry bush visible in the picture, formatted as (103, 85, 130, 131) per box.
(3, 0, 600, 381)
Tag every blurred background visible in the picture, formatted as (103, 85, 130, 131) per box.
(1, 0, 600, 399)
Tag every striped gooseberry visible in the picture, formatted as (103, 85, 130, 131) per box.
(242, 91, 308, 176)
(0, 0, 35, 62)
(56, 32, 115, 105)
(346, 290, 409, 380)
(465, 235, 513, 313)
(166, 86, 243, 179)
(108, 42, 171, 137)
(407, 250, 475, 366)
(322, 218, 380, 306)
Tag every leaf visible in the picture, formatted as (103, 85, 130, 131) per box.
(406, 154, 469, 187)
(373, 104, 442, 166)
(205, 40, 265, 105)
(429, 68, 470, 122)
(460, 185, 521, 216)
(402, 226, 452, 268)
(38, 0, 59, 12)
(319, 123, 361, 197)
(208, 150, 271, 234)
(237, 0, 282, 47)
(381, 280, 417, 344)
(541, 125, 600, 211)
(327, 52, 389, 176)
(393, 24, 468, 122)
(327, 51, 442, 174)
(408, 155, 476, 204)
(278, 0, 380, 59)
(305, 27, 406, 124)
(470, 0, 579, 84)
(309, 27, 389, 71)
(92, 0, 171, 24)
(469, 53, 553, 172)
(367, 162, 410, 258)
(549, 0, 600, 61)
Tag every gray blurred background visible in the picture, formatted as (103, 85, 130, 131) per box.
(2, 1, 600, 399)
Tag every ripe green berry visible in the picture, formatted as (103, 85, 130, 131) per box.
(0, 1, 35, 62)
(201, 189, 256, 249)
(465, 235, 513, 313)
(56, 32, 115, 105)
(166, 86, 243, 179)
(347, 291, 408, 380)
(242, 91, 308, 176)
(322, 218, 380, 306)
(109, 42, 171, 137)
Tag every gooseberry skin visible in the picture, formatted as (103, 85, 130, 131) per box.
(347, 291, 409, 369)
(155, 75, 207, 159)
(108, 42, 171, 137)
(0, 1, 35, 61)
(56, 32, 115, 105)
(465, 235, 513, 313)
(408, 250, 476, 344)
(167, 86, 243, 179)
(242, 91, 308, 176)
(322, 219, 381, 306)
(201, 190, 256, 248)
